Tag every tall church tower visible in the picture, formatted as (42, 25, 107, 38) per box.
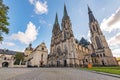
(61, 4, 74, 40)
(48, 4, 79, 67)
(88, 6, 117, 66)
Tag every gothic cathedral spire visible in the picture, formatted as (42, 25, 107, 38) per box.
(88, 6, 96, 23)
(64, 4, 68, 18)
(54, 13, 59, 25)
(52, 12, 61, 35)
(88, 6, 116, 66)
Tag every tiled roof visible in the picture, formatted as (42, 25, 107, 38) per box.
(0, 49, 23, 55)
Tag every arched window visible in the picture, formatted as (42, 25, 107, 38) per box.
(93, 25, 96, 31)
(57, 46, 61, 55)
(64, 32, 67, 40)
(95, 36, 103, 49)
(41, 54, 43, 60)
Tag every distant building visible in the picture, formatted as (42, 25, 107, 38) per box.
(24, 42, 48, 67)
(116, 57, 120, 65)
(0, 49, 23, 67)
(24, 43, 34, 56)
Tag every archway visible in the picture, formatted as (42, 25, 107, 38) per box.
(2, 62, 9, 67)
(57, 61, 60, 67)
(64, 60, 67, 67)
(102, 60, 105, 66)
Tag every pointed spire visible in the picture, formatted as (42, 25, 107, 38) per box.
(87, 5, 96, 23)
(52, 12, 61, 33)
(54, 13, 58, 24)
(88, 5, 92, 13)
(64, 4, 68, 17)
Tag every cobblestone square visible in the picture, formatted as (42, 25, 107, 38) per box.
(0, 68, 120, 80)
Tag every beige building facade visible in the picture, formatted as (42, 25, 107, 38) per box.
(25, 42, 48, 67)
(0, 49, 16, 67)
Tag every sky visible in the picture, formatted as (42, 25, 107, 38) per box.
(1, 0, 120, 57)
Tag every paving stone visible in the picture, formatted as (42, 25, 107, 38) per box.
(0, 68, 119, 80)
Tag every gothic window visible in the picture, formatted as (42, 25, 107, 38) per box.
(103, 54, 105, 57)
(64, 32, 67, 39)
(93, 25, 96, 31)
(95, 36, 103, 49)
(100, 54, 102, 57)
(86, 59, 88, 62)
(64, 45, 67, 52)
(57, 46, 61, 55)
(41, 54, 43, 60)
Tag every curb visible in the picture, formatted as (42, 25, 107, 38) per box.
(80, 69, 120, 78)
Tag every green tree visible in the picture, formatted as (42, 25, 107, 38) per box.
(0, 0, 9, 41)
(14, 53, 24, 65)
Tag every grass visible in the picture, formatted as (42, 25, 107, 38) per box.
(82, 66, 120, 75)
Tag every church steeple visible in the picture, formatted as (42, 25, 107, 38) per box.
(54, 13, 58, 25)
(52, 12, 61, 35)
(64, 4, 68, 17)
(88, 6, 96, 23)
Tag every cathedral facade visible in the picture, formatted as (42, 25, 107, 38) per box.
(48, 5, 79, 67)
(48, 5, 117, 67)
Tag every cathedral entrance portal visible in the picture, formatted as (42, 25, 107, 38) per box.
(57, 61, 60, 67)
(64, 60, 67, 67)
(2, 62, 9, 67)
(102, 60, 105, 66)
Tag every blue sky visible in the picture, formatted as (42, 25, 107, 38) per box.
(1, 0, 120, 57)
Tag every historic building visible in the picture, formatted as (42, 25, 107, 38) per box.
(24, 42, 48, 67)
(88, 6, 117, 66)
(0, 49, 17, 67)
(48, 5, 117, 67)
(48, 5, 90, 67)
(24, 43, 34, 56)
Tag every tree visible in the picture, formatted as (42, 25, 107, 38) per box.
(14, 53, 24, 65)
(0, 0, 9, 41)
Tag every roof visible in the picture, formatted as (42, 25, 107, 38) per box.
(79, 37, 90, 47)
(0, 49, 23, 55)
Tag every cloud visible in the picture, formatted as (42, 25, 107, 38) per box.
(2, 42, 16, 47)
(29, 0, 48, 15)
(112, 49, 120, 57)
(107, 32, 120, 57)
(29, 0, 34, 4)
(101, 7, 120, 32)
(108, 32, 120, 46)
(11, 21, 39, 44)
(87, 30, 91, 42)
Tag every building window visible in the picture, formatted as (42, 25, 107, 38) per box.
(4, 57, 6, 60)
(42, 47, 44, 50)
(100, 54, 102, 57)
(64, 32, 67, 39)
(103, 54, 105, 57)
(95, 36, 103, 49)
(93, 25, 96, 31)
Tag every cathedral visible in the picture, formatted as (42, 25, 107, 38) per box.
(48, 5, 117, 67)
